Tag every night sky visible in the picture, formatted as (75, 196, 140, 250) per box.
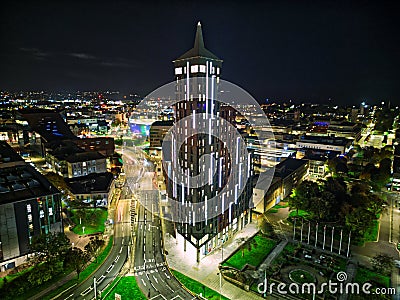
(1, 0, 400, 105)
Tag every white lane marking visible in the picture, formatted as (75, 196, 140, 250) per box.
(152, 275, 158, 284)
(106, 264, 114, 273)
(150, 281, 157, 291)
(119, 246, 123, 254)
(141, 278, 147, 286)
(171, 296, 184, 300)
(97, 275, 106, 283)
(166, 284, 174, 293)
(65, 294, 74, 299)
(150, 294, 167, 300)
(122, 238, 124, 244)
(146, 272, 149, 280)
(114, 255, 120, 263)
(164, 272, 170, 279)
(81, 286, 93, 296)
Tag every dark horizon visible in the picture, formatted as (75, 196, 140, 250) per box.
(1, 0, 400, 105)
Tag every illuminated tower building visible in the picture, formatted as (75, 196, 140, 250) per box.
(167, 22, 252, 262)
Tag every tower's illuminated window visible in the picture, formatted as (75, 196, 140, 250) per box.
(191, 65, 199, 73)
(199, 65, 206, 73)
(175, 67, 183, 75)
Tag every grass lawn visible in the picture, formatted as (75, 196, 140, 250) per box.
(335, 257, 348, 272)
(288, 210, 310, 219)
(223, 234, 277, 270)
(363, 220, 379, 243)
(282, 243, 296, 255)
(354, 267, 390, 288)
(71, 208, 108, 235)
(0, 265, 35, 289)
(274, 202, 289, 209)
(172, 270, 229, 300)
(103, 276, 146, 300)
(42, 236, 113, 300)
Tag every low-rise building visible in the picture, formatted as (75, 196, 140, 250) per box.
(0, 142, 62, 271)
(327, 121, 362, 141)
(65, 172, 115, 207)
(149, 120, 173, 157)
(252, 158, 308, 214)
(45, 141, 107, 178)
(296, 135, 352, 157)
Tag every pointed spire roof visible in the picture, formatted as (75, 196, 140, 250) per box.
(174, 22, 221, 62)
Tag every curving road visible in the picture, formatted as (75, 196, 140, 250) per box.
(55, 194, 131, 300)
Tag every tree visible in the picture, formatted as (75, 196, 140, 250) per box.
(29, 232, 70, 264)
(371, 254, 394, 276)
(27, 262, 61, 286)
(345, 207, 375, 238)
(367, 194, 387, 216)
(328, 156, 348, 175)
(65, 248, 90, 279)
(325, 177, 348, 208)
(307, 191, 334, 220)
(379, 158, 392, 174)
(84, 236, 105, 263)
(289, 181, 320, 214)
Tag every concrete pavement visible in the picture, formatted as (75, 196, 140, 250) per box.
(164, 222, 265, 300)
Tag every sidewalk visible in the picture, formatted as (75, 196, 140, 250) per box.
(64, 226, 91, 250)
(164, 222, 265, 300)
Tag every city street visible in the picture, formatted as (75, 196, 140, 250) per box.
(124, 146, 196, 299)
(133, 204, 195, 299)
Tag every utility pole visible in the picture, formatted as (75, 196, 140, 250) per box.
(94, 277, 97, 299)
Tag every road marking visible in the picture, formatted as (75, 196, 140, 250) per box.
(166, 284, 174, 293)
(122, 238, 124, 244)
(141, 278, 147, 286)
(150, 294, 167, 300)
(64, 294, 74, 299)
(164, 272, 170, 279)
(150, 281, 157, 291)
(106, 264, 114, 273)
(152, 275, 158, 284)
(171, 296, 184, 300)
(114, 255, 120, 263)
(119, 246, 123, 254)
(97, 275, 106, 283)
(81, 286, 93, 296)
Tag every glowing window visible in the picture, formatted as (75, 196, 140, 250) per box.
(191, 65, 199, 73)
(175, 67, 183, 75)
